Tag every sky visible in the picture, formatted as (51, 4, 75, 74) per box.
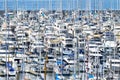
(0, 0, 120, 10)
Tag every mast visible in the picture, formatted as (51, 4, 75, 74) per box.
(112, 0, 116, 79)
(5, 0, 7, 23)
(44, 54, 48, 80)
(49, 0, 50, 11)
(60, 0, 63, 77)
(118, 0, 120, 78)
(15, 0, 17, 16)
(86, 0, 90, 80)
(4, 0, 9, 80)
(21, 0, 25, 79)
(94, 0, 96, 14)
(60, 0, 62, 19)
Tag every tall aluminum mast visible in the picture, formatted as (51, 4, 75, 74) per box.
(4, 0, 9, 80)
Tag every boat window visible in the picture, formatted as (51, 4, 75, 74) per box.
(66, 39, 72, 42)
(111, 62, 120, 64)
(60, 30, 67, 34)
(90, 38, 101, 42)
(75, 30, 81, 33)
(79, 39, 85, 42)
(50, 44, 56, 47)
(65, 44, 73, 47)
(105, 37, 114, 41)
(104, 32, 114, 36)
(48, 56, 54, 59)
(0, 47, 6, 49)
(80, 44, 85, 47)
(79, 35, 84, 38)
(89, 46, 96, 48)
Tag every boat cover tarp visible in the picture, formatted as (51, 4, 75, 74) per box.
(88, 73, 94, 79)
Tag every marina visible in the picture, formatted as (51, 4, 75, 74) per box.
(0, 0, 120, 80)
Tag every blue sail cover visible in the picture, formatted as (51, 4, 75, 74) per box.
(6, 62, 12, 67)
(9, 68, 14, 72)
(57, 60, 62, 65)
(55, 74, 60, 80)
(6, 62, 15, 72)
(88, 73, 94, 79)
(79, 49, 84, 54)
